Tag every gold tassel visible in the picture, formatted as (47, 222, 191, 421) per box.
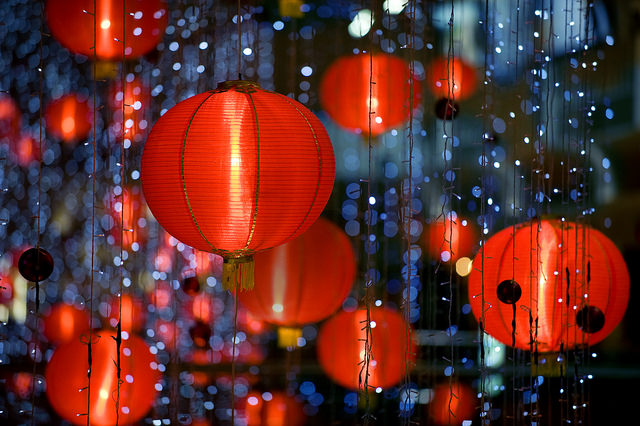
(277, 327, 302, 348)
(222, 256, 254, 291)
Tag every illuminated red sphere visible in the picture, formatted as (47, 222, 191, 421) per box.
(106, 294, 146, 333)
(9, 132, 41, 167)
(320, 53, 421, 137)
(468, 219, 629, 352)
(46, 0, 168, 60)
(241, 391, 304, 426)
(141, 80, 335, 289)
(45, 94, 92, 143)
(317, 307, 414, 390)
(43, 303, 90, 345)
(427, 57, 477, 101)
(424, 216, 477, 263)
(45, 330, 159, 425)
(237, 217, 355, 326)
(0, 94, 21, 139)
(429, 382, 476, 425)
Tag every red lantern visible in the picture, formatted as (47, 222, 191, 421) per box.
(45, 330, 159, 426)
(43, 303, 90, 345)
(109, 75, 151, 144)
(237, 217, 355, 346)
(426, 57, 477, 102)
(240, 391, 305, 426)
(154, 319, 177, 351)
(319, 53, 421, 137)
(106, 294, 146, 333)
(317, 307, 414, 390)
(45, 0, 168, 61)
(424, 216, 478, 263)
(0, 94, 21, 139)
(45, 94, 92, 143)
(429, 382, 476, 425)
(9, 132, 41, 166)
(141, 80, 335, 290)
(468, 219, 630, 352)
(106, 185, 146, 250)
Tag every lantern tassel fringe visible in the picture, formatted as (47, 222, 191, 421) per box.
(222, 256, 254, 291)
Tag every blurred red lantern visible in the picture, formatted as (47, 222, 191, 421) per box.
(238, 307, 267, 335)
(154, 247, 174, 273)
(317, 308, 414, 390)
(106, 185, 146, 250)
(429, 382, 476, 425)
(43, 303, 90, 345)
(154, 319, 177, 351)
(0, 274, 13, 305)
(141, 80, 335, 290)
(238, 217, 355, 346)
(187, 292, 215, 323)
(426, 57, 477, 102)
(0, 94, 20, 139)
(45, 94, 92, 143)
(45, 330, 159, 426)
(424, 216, 478, 263)
(150, 281, 173, 310)
(106, 294, 146, 333)
(45, 0, 168, 61)
(8, 372, 34, 399)
(9, 132, 41, 166)
(319, 53, 421, 137)
(109, 75, 151, 144)
(468, 219, 630, 352)
(240, 391, 305, 426)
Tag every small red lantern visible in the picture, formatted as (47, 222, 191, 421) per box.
(106, 185, 146, 251)
(46, 0, 168, 61)
(319, 53, 421, 137)
(468, 219, 630, 352)
(426, 57, 477, 102)
(238, 217, 355, 346)
(317, 307, 414, 390)
(141, 80, 335, 290)
(45, 330, 159, 426)
(240, 391, 305, 426)
(106, 294, 146, 333)
(424, 216, 478, 263)
(109, 75, 151, 144)
(429, 382, 476, 425)
(43, 303, 89, 345)
(45, 94, 92, 143)
(0, 94, 21, 139)
(9, 132, 41, 166)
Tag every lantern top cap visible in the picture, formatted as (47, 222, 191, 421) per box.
(216, 80, 261, 90)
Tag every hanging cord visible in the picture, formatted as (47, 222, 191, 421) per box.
(231, 285, 239, 425)
(237, 0, 242, 79)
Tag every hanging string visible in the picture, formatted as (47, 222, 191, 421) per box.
(237, 0, 242, 80)
(231, 285, 239, 425)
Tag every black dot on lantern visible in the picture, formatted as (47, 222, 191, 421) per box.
(189, 320, 211, 348)
(576, 305, 605, 334)
(435, 98, 460, 120)
(496, 279, 522, 304)
(182, 276, 201, 296)
(18, 247, 54, 282)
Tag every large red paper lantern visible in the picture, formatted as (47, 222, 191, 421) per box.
(45, 330, 159, 426)
(45, 94, 92, 143)
(43, 303, 90, 345)
(240, 391, 305, 426)
(429, 382, 476, 425)
(319, 53, 421, 137)
(468, 219, 629, 352)
(237, 217, 355, 345)
(426, 57, 477, 102)
(317, 308, 414, 390)
(424, 217, 478, 263)
(46, 0, 168, 61)
(141, 80, 335, 290)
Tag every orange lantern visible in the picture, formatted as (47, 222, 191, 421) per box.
(43, 303, 90, 345)
(45, 330, 159, 425)
(109, 75, 151, 144)
(241, 391, 305, 426)
(319, 53, 421, 137)
(141, 80, 335, 290)
(106, 294, 146, 333)
(45, 94, 92, 143)
(106, 185, 146, 250)
(45, 0, 168, 61)
(424, 216, 478, 263)
(237, 217, 355, 346)
(426, 57, 477, 102)
(317, 307, 414, 390)
(468, 219, 630, 352)
(429, 382, 476, 425)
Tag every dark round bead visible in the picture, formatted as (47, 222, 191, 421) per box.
(496, 279, 522, 304)
(189, 320, 211, 348)
(18, 248, 54, 282)
(576, 305, 605, 334)
(182, 276, 201, 296)
(435, 98, 459, 120)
